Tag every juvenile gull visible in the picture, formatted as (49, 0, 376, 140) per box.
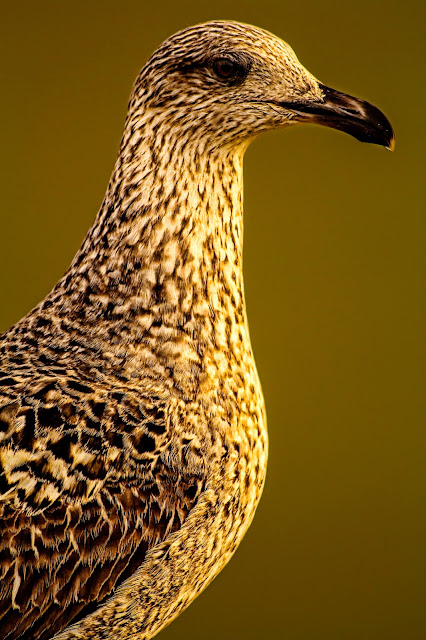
(0, 20, 393, 640)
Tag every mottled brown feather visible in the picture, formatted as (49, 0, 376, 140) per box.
(0, 363, 205, 639)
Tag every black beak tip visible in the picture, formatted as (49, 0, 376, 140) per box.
(317, 84, 395, 151)
(350, 123, 395, 151)
(351, 102, 395, 151)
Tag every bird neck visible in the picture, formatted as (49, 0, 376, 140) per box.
(49, 131, 253, 394)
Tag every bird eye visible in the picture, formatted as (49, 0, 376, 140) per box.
(211, 57, 245, 83)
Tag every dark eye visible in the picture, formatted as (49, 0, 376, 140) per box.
(211, 57, 246, 83)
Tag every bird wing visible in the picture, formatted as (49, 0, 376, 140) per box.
(0, 372, 206, 640)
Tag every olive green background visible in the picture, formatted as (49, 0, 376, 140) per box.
(1, 1, 424, 639)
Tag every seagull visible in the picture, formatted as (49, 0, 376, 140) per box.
(0, 20, 393, 640)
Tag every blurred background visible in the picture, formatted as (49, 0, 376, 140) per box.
(1, 1, 424, 638)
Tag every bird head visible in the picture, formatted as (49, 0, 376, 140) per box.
(131, 20, 394, 152)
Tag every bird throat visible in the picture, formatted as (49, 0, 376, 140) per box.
(46, 134, 252, 399)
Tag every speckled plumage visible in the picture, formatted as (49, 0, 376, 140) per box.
(0, 20, 393, 640)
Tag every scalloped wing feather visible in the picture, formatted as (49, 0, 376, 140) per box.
(0, 373, 206, 640)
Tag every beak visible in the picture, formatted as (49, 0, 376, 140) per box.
(280, 84, 395, 150)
